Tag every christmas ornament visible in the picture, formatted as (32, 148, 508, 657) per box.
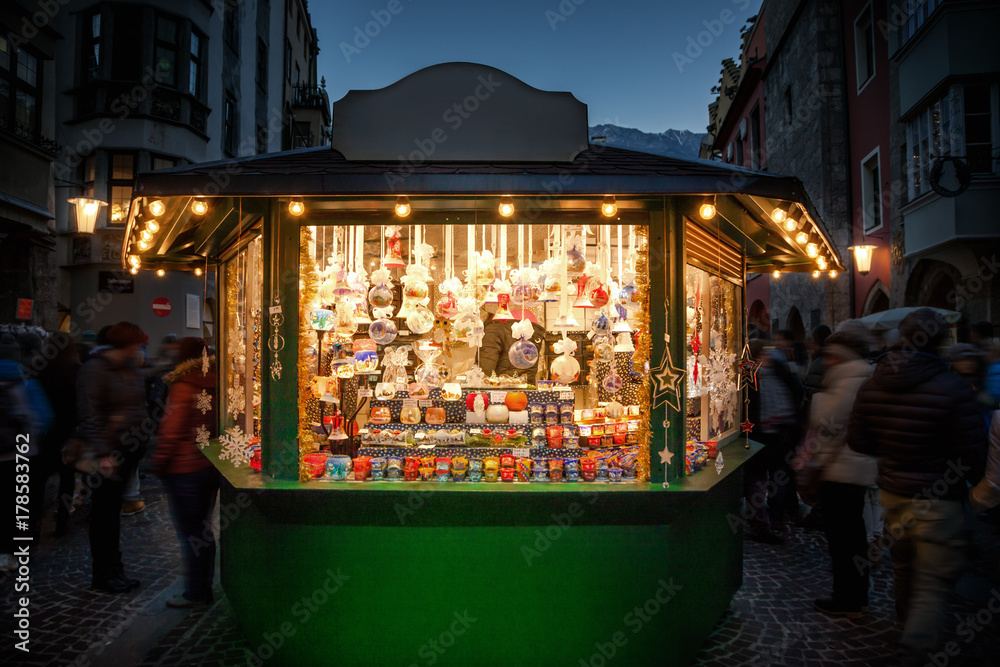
(550, 336, 580, 384)
(383, 225, 406, 268)
(368, 308, 398, 345)
(508, 319, 538, 369)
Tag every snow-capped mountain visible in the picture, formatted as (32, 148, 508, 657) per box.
(587, 124, 706, 158)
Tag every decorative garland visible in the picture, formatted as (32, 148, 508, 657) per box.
(632, 226, 651, 483)
(298, 226, 320, 481)
(163, 355, 216, 386)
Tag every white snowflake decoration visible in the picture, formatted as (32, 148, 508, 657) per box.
(196, 389, 212, 415)
(201, 347, 210, 375)
(706, 337, 738, 430)
(218, 425, 251, 468)
(195, 424, 211, 450)
(227, 381, 245, 418)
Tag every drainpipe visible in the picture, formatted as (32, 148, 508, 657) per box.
(838, 1, 856, 320)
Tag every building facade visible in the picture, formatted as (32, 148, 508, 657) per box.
(704, 0, 1000, 337)
(1, 0, 331, 344)
(0, 1, 61, 330)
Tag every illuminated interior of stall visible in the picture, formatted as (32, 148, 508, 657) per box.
(295, 211, 654, 482)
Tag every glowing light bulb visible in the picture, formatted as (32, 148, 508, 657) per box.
(772, 270, 781, 279)
(191, 199, 208, 215)
(812, 270, 820, 279)
(806, 243, 819, 258)
(816, 256, 827, 269)
(601, 196, 617, 217)
(783, 217, 797, 232)
(195, 267, 203, 277)
(146, 220, 160, 233)
(129, 267, 138, 275)
(128, 255, 141, 268)
(771, 207, 787, 223)
(498, 197, 515, 218)
(394, 197, 411, 217)
(829, 270, 838, 279)
(149, 200, 165, 217)
(699, 202, 716, 219)
(156, 268, 165, 277)
(795, 231, 809, 245)
(288, 199, 305, 216)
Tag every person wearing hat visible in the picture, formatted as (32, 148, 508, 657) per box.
(800, 320, 876, 619)
(74, 321, 152, 593)
(849, 308, 987, 666)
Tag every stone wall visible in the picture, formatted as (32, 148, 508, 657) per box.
(761, 0, 852, 332)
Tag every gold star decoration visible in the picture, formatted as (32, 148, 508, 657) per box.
(658, 447, 674, 465)
(738, 342, 761, 390)
(651, 346, 684, 412)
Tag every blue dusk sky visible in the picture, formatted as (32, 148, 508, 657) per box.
(308, 0, 763, 134)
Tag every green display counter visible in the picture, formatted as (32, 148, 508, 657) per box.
(209, 440, 760, 667)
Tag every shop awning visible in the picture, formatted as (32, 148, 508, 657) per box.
(124, 62, 844, 275)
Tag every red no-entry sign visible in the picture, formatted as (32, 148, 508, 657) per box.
(152, 296, 172, 317)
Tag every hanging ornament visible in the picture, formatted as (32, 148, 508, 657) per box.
(651, 345, 684, 412)
(436, 276, 463, 319)
(383, 225, 406, 268)
(406, 304, 434, 334)
(381, 346, 409, 386)
(493, 293, 515, 321)
(593, 334, 614, 363)
(413, 344, 446, 387)
(537, 258, 560, 302)
(613, 332, 635, 353)
(738, 342, 761, 390)
(334, 300, 357, 336)
(508, 319, 538, 370)
(602, 359, 623, 394)
(612, 304, 633, 333)
(566, 242, 586, 273)
(464, 250, 496, 285)
(573, 274, 595, 308)
(587, 278, 610, 308)
(510, 267, 541, 306)
(369, 307, 398, 345)
(550, 336, 581, 384)
(591, 311, 612, 336)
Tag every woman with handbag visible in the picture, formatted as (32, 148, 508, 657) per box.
(799, 321, 877, 618)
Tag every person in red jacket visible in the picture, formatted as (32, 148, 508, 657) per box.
(153, 337, 218, 608)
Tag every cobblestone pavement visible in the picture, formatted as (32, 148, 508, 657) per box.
(4, 471, 999, 667)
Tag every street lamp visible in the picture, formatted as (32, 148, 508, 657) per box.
(849, 244, 877, 276)
(67, 197, 107, 234)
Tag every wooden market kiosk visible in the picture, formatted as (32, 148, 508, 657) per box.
(124, 63, 843, 666)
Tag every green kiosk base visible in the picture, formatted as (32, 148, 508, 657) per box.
(213, 441, 758, 667)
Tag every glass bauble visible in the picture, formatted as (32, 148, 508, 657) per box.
(403, 281, 428, 299)
(406, 305, 434, 335)
(602, 369, 623, 394)
(591, 312, 612, 336)
(435, 294, 459, 319)
(368, 318, 398, 345)
(566, 248, 586, 272)
(368, 285, 393, 308)
(508, 339, 539, 369)
(550, 354, 580, 384)
(593, 336, 614, 363)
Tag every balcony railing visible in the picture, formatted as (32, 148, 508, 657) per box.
(293, 85, 328, 111)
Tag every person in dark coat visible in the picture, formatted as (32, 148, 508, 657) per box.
(75, 321, 152, 593)
(153, 338, 219, 607)
(803, 324, 832, 403)
(848, 308, 987, 667)
(479, 309, 545, 382)
(35, 333, 82, 537)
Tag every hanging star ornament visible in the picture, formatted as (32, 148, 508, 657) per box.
(738, 342, 761, 390)
(658, 447, 675, 465)
(651, 346, 684, 412)
(741, 419, 754, 434)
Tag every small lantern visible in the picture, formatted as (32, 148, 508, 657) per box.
(67, 197, 107, 234)
(849, 244, 877, 276)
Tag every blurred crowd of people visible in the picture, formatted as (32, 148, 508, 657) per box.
(742, 311, 1000, 667)
(0, 324, 219, 608)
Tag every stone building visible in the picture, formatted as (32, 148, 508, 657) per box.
(39, 0, 331, 345)
(0, 1, 61, 330)
(704, 0, 1000, 337)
